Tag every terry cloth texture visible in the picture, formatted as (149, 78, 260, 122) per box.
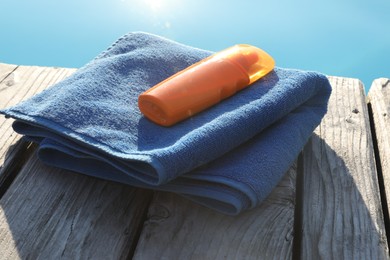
(1, 32, 331, 215)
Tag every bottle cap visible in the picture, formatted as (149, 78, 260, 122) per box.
(213, 44, 275, 84)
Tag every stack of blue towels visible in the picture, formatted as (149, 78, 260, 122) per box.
(1, 32, 331, 215)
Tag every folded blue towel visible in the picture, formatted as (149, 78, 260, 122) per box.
(1, 32, 331, 215)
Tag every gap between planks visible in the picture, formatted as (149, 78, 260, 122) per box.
(368, 101, 390, 252)
(367, 78, 390, 253)
(0, 140, 35, 199)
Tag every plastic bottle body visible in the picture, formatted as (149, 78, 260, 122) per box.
(138, 44, 274, 126)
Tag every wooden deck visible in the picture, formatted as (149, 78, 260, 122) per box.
(0, 63, 389, 259)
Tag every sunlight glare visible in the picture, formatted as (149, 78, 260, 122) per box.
(146, 0, 163, 12)
(130, 0, 181, 30)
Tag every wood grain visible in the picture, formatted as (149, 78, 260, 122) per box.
(0, 64, 76, 189)
(301, 77, 389, 259)
(0, 151, 153, 259)
(367, 78, 390, 228)
(134, 164, 297, 259)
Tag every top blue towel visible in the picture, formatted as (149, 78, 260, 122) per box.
(1, 32, 331, 215)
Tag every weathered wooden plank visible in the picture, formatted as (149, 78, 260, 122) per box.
(0, 150, 153, 259)
(367, 78, 390, 230)
(134, 164, 297, 259)
(0, 64, 76, 110)
(0, 63, 154, 259)
(301, 77, 388, 259)
(0, 64, 76, 189)
(0, 63, 25, 193)
(2, 62, 388, 258)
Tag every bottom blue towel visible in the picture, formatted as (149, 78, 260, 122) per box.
(1, 32, 331, 215)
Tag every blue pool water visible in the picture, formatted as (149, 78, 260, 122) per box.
(1, 0, 390, 91)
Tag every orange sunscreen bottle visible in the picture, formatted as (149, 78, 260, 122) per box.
(138, 44, 275, 126)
